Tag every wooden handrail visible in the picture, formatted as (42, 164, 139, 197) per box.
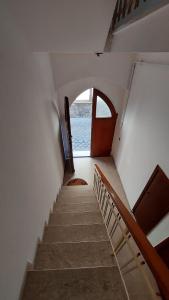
(95, 164, 169, 300)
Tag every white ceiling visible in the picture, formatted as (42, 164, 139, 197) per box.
(5, 0, 115, 52)
(50, 53, 136, 89)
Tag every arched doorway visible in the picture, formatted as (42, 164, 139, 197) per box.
(69, 88, 117, 158)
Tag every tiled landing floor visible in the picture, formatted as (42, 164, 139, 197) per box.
(64, 157, 130, 209)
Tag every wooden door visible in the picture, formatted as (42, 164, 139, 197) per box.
(91, 89, 118, 157)
(64, 97, 74, 173)
(133, 165, 169, 235)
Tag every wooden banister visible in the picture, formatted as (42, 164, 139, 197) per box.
(95, 164, 169, 300)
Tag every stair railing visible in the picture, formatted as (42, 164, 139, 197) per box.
(94, 164, 169, 300)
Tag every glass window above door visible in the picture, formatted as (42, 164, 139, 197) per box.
(96, 96, 112, 118)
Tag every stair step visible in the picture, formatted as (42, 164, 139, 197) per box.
(43, 224, 108, 243)
(49, 212, 103, 226)
(34, 241, 115, 270)
(22, 267, 127, 300)
(57, 195, 96, 204)
(62, 185, 93, 190)
(60, 189, 94, 198)
(53, 202, 99, 213)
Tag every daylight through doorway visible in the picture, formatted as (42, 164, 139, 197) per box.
(70, 89, 92, 157)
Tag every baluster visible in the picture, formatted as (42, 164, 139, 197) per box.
(100, 186, 106, 208)
(98, 183, 104, 204)
(109, 213, 120, 238)
(96, 176, 101, 201)
(122, 264, 138, 275)
(121, 255, 144, 275)
(96, 174, 100, 196)
(115, 232, 131, 255)
(120, 256, 135, 270)
(110, 220, 119, 239)
(93, 173, 96, 192)
(106, 204, 114, 227)
(103, 197, 109, 218)
(103, 202, 108, 217)
(96, 179, 99, 198)
(95, 172, 99, 196)
(115, 240, 127, 255)
(101, 189, 107, 210)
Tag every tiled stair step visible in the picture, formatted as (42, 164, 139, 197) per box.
(43, 224, 108, 243)
(53, 202, 99, 213)
(59, 189, 94, 198)
(22, 267, 127, 300)
(57, 195, 97, 204)
(34, 241, 115, 270)
(49, 212, 103, 226)
(62, 185, 93, 192)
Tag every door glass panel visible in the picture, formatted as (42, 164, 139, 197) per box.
(96, 96, 112, 118)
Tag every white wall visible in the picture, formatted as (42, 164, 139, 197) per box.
(50, 53, 136, 90)
(113, 61, 169, 246)
(111, 4, 169, 51)
(0, 5, 64, 300)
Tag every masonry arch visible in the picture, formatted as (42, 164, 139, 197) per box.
(58, 76, 125, 115)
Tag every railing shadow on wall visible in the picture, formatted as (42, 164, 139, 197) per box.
(94, 164, 169, 300)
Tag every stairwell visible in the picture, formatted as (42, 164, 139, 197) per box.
(21, 185, 127, 299)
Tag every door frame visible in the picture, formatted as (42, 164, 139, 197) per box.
(64, 96, 75, 172)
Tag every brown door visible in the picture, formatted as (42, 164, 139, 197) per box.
(133, 165, 169, 235)
(91, 89, 118, 157)
(64, 96, 74, 173)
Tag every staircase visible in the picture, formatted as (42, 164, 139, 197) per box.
(21, 185, 127, 299)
